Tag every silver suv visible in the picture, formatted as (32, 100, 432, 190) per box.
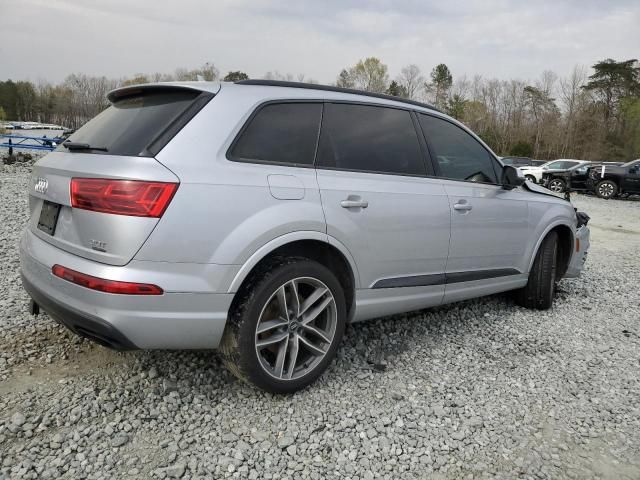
(20, 80, 590, 393)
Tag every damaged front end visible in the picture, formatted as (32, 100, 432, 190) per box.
(565, 210, 590, 278)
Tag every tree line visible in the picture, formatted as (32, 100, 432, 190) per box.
(1, 58, 638, 160)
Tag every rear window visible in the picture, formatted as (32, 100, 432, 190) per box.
(229, 103, 322, 166)
(58, 90, 202, 156)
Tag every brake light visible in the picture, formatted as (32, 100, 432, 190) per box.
(52, 265, 163, 295)
(70, 178, 178, 217)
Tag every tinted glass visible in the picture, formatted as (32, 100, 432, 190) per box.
(59, 91, 200, 156)
(231, 103, 322, 166)
(419, 114, 498, 184)
(317, 103, 425, 176)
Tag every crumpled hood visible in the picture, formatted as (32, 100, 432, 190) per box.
(523, 179, 565, 199)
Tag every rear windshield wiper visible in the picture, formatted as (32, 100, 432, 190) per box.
(63, 141, 108, 152)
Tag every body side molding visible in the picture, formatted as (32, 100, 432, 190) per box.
(371, 268, 521, 289)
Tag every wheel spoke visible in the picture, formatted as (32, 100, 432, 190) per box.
(301, 295, 333, 325)
(256, 330, 289, 349)
(276, 285, 289, 321)
(299, 287, 328, 316)
(256, 318, 288, 335)
(298, 334, 327, 356)
(288, 280, 301, 318)
(273, 334, 290, 378)
(285, 334, 300, 379)
(302, 324, 331, 344)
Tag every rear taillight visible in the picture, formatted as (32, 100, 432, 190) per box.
(52, 265, 163, 295)
(70, 178, 178, 217)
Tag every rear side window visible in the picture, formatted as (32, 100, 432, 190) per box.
(59, 90, 202, 157)
(418, 114, 499, 184)
(229, 103, 322, 166)
(316, 103, 426, 176)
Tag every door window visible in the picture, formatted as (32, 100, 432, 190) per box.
(418, 114, 499, 184)
(229, 103, 322, 166)
(316, 103, 426, 176)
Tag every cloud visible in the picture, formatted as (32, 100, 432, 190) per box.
(1, 0, 638, 84)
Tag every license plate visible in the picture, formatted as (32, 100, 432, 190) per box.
(37, 201, 61, 236)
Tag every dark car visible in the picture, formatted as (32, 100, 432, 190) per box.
(541, 161, 592, 193)
(586, 159, 640, 199)
(500, 156, 537, 167)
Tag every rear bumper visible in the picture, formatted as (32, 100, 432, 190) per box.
(22, 273, 138, 350)
(565, 225, 590, 278)
(19, 229, 234, 349)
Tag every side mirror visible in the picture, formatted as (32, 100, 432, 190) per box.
(502, 165, 525, 190)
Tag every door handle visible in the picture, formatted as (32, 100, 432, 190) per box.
(341, 199, 368, 209)
(453, 202, 472, 211)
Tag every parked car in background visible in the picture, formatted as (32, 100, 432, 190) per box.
(541, 161, 593, 193)
(586, 159, 640, 199)
(500, 156, 534, 167)
(519, 159, 585, 184)
(20, 80, 591, 393)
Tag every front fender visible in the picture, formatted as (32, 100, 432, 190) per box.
(527, 218, 575, 273)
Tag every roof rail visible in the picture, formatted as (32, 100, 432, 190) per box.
(234, 79, 442, 113)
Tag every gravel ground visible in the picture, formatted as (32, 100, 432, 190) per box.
(1, 162, 639, 479)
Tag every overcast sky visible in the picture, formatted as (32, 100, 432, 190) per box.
(1, 0, 639, 84)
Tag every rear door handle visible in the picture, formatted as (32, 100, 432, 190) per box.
(453, 202, 472, 211)
(341, 199, 368, 209)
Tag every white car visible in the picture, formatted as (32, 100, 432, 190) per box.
(520, 159, 587, 184)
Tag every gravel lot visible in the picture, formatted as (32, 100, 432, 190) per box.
(1, 162, 639, 479)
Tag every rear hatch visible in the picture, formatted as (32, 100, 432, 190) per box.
(27, 85, 215, 266)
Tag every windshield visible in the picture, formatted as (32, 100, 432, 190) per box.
(622, 159, 640, 167)
(501, 158, 514, 165)
(57, 90, 201, 156)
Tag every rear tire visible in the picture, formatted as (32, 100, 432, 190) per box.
(515, 231, 558, 310)
(220, 257, 346, 393)
(525, 174, 536, 183)
(595, 180, 618, 199)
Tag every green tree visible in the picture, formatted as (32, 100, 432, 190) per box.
(446, 94, 467, 120)
(336, 69, 354, 89)
(386, 80, 408, 97)
(583, 59, 640, 122)
(428, 64, 453, 108)
(0, 106, 5, 121)
(337, 58, 389, 93)
(223, 71, 249, 82)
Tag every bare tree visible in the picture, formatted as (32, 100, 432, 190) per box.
(559, 65, 588, 156)
(397, 65, 424, 99)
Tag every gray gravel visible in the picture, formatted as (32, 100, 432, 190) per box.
(1, 163, 639, 479)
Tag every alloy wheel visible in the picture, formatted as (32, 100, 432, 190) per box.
(254, 277, 337, 381)
(598, 182, 615, 198)
(549, 179, 565, 192)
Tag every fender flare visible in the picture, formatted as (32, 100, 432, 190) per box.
(527, 220, 575, 273)
(227, 231, 361, 293)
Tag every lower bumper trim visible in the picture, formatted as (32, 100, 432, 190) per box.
(21, 273, 138, 351)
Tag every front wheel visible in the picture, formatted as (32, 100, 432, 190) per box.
(548, 178, 566, 193)
(525, 174, 537, 183)
(220, 257, 346, 393)
(595, 180, 618, 199)
(515, 231, 558, 310)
